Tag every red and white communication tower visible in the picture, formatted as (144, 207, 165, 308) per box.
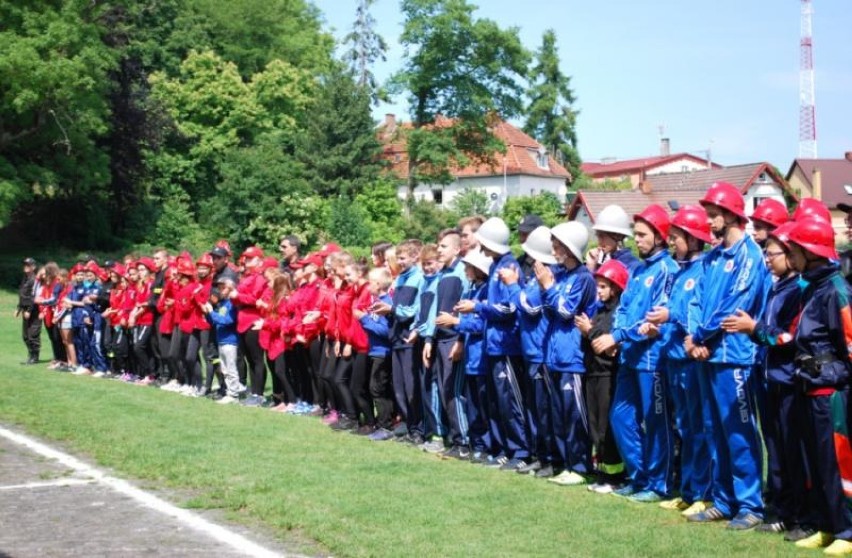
(799, 0, 817, 159)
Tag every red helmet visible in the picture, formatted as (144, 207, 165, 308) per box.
(634, 204, 670, 240)
(112, 263, 127, 278)
(791, 198, 831, 224)
(767, 221, 797, 249)
(788, 218, 838, 260)
(670, 205, 712, 243)
(136, 257, 156, 272)
(594, 259, 629, 292)
(751, 198, 788, 228)
(261, 257, 280, 272)
(215, 239, 232, 256)
(196, 253, 214, 268)
(700, 181, 747, 221)
(176, 260, 196, 277)
(241, 246, 264, 260)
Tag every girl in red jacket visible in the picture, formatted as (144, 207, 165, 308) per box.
(329, 253, 358, 430)
(288, 253, 325, 414)
(232, 247, 268, 407)
(261, 272, 298, 411)
(347, 260, 375, 434)
(130, 258, 156, 382)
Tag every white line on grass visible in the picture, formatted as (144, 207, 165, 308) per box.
(0, 426, 302, 558)
(0, 478, 94, 491)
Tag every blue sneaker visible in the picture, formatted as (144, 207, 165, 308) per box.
(727, 512, 762, 530)
(687, 506, 730, 523)
(628, 490, 663, 503)
(612, 484, 637, 497)
(368, 428, 394, 441)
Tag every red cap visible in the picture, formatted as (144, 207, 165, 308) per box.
(299, 253, 325, 268)
(318, 243, 341, 257)
(137, 257, 156, 272)
(70, 264, 84, 275)
(261, 257, 280, 271)
(215, 239, 232, 256)
(634, 204, 671, 239)
(241, 246, 264, 260)
(196, 253, 214, 268)
(112, 263, 127, 277)
(594, 259, 629, 292)
(176, 260, 196, 277)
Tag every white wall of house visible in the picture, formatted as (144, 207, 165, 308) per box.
(647, 158, 712, 176)
(397, 174, 567, 212)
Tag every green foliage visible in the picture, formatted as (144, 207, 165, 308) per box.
(149, 185, 212, 250)
(296, 65, 384, 198)
(202, 141, 328, 250)
(501, 193, 565, 243)
(572, 174, 633, 191)
(0, 1, 117, 226)
(355, 178, 405, 244)
(389, 0, 530, 194)
(524, 29, 582, 184)
(402, 198, 456, 241)
(449, 187, 491, 219)
(329, 197, 372, 248)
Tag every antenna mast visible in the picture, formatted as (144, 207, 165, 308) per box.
(799, 0, 817, 159)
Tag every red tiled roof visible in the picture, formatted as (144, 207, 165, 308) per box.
(567, 162, 797, 223)
(786, 157, 852, 209)
(378, 117, 570, 181)
(581, 153, 719, 177)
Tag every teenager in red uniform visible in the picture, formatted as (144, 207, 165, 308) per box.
(330, 253, 359, 431)
(261, 272, 298, 410)
(36, 262, 65, 368)
(348, 261, 375, 434)
(102, 264, 129, 377)
(289, 253, 325, 414)
(129, 258, 156, 382)
(194, 254, 217, 396)
(317, 253, 343, 422)
(232, 246, 268, 406)
(172, 258, 203, 395)
(156, 264, 182, 390)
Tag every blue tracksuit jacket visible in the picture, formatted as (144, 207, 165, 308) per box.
(612, 247, 641, 275)
(475, 252, 523, 357)
(612, 249, 678, 371)
(542, 264, 597, 373)
(423, 258, 469, 342)
(513, 268, 555, 364)
(391, 265, 425, 348)
(664, 255, 705, 361)
(752, 274, 801, 385)
(361, 293, 392, 358)
(688, 235, 769, 366)
(414, 273, 440, 339)
(207, 299, 238, 346)
(458, 282, 487, 375)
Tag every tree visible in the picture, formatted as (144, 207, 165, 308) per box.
(389, 0, 530, 196)
(344, 0, 388, 104)
(501, 192, 564, 244)
(355, 177, 405, 244)
(0, 1, 117, 227)
(524, 29, 582, 184)
(295, 65, 384, 198)
(449, 187, 491, 218)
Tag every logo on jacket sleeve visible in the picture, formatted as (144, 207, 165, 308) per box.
(644, 276, 654, 288)
(724, 260, 735, 273)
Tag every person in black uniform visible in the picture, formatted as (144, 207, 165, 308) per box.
(17, 257, 41, 365)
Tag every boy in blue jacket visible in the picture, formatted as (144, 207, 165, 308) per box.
(204, 278, 244, 404)
(593, 204, 679, 502)
(538, 222, 598, 486)
(359, 268, 395, 441)
(456, 217, 529, 470)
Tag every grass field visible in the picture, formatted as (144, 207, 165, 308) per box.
(0, 290, 804, 557)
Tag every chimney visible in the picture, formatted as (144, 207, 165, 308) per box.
(384, 113, 396, 131)
(845, 151, 852, 162)
(660, 137, 670, 157)
(812, 167, 822, 200)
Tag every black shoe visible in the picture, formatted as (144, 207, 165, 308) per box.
(784, 526, 815, 542)
(20, 357, 38, 365)
(535, 464, 555, 478)
(517, 460, 542, 474)
(407, 433, 425, 446)
(440, 446, 462, 460)
(331, 417, 357, 431)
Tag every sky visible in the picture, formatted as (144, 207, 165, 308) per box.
(310, 0, 852, 171)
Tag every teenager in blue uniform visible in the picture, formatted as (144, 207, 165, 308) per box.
(586, 205, 640, 274)
(456, 217, 529, 470)
(784, 218, 852, 554)
(686, 182, 770, 530)
(500, 225, 555, 476)
(423, 229, 470, 458)
(593, 204, 678, 503)
(538, 222, 598, 486)
(721, 221, 812, 539)
(412, 244, 444, 450)
(645, 205, 713, 515)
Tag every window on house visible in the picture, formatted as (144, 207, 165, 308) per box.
(531, 146, 549, 169)
(431, 188, 443, 205)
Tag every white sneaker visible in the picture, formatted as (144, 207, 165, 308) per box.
(592, 482, 615, 494)
(160, 379, 180, 392)
(217, 395, 239, 405)
(92, 371, 106, 378)
(548, 470, 587, 486)
(179, 384, 195, 396)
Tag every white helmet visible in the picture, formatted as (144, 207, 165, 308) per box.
(593, 205, 633, 238)
(462, 249, 493, 276)
(474, 217, 511, 255)
(551, 221, 589, 262)
(521, 226, 556, 265)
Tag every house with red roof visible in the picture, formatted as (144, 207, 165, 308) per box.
(581, 141, 721, 188)
(378, 114, 570, 211)
(786, 152, 852, 236)
(567, 162, 795, 227)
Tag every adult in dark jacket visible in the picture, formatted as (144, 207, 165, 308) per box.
(17, 257, 41, 364)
